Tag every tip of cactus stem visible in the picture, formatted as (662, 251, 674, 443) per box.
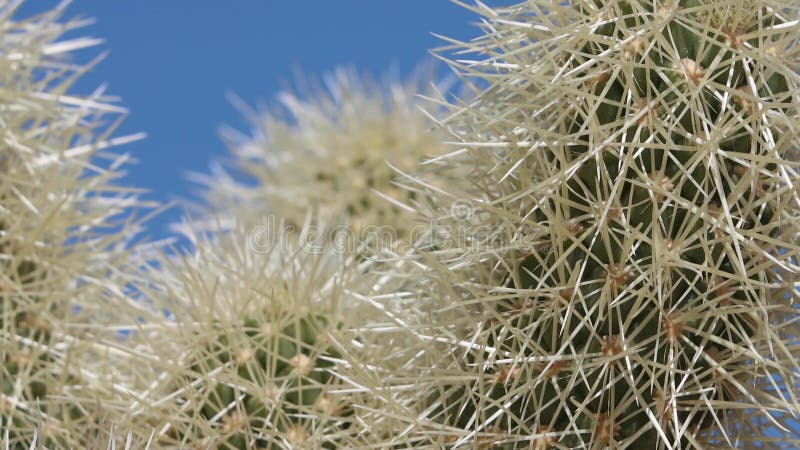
(122, 222, 372, 448)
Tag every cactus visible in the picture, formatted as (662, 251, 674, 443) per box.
(125, 224, 363, 449)
(380, 0, 800, 448)
(1, 242, 71, 448)
(192, 68, 445, 247)
(1, 0, 796, 448)
(0, 3, 152, 447)
(177, 311, 348, 450)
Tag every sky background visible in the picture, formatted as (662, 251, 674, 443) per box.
(18, 1, 477, 243)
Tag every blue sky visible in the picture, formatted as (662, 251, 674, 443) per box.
(20, 1, 477, 242)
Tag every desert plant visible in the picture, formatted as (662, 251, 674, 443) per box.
(147, 67, 467, 448)
(0, 2, 152, 447)
(375, 0, 800, 448)
(118, 222, 375, 449)
(190, 67, 447, 248)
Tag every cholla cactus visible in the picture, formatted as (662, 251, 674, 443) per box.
(192, 68, 445, 244)
(123, 222, 370, 449)
(0, 2, 150, 447)
(381, 0, 800, 448)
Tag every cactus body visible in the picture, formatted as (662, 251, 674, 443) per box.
(0, 4, 150, 448)
(195, 68, 445, 246)
(126, 225, 363, 450)
(390, 0, 800, 448)
(166, 312, 348, 450)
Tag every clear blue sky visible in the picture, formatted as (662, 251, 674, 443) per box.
(19, 1, 477, 242)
